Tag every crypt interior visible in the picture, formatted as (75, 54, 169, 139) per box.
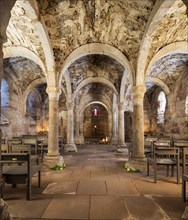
(0, 0, 188, 219)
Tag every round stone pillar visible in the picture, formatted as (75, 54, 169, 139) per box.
(43, 86, 64, 168)
(0, 37, 3, 139)
(64, 101, 77, 152)
(117, 102, 126, 148)
(111, 107, 118, 144)
(132, 85, 146, 159)
(74, 108, 81, 144)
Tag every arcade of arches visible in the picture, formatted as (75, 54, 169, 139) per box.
(0, 0, 188, 167)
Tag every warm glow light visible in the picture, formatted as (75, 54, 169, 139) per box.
(94, 125, 97, 128)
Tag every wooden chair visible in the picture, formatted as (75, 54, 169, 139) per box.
(144, 137, 159, 157)
(147, 146, 180, 184)
(22, 138, 37, 155)
(1, 153, 41, 200)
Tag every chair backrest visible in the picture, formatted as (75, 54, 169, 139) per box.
(22, 138, 37, 145)
(153, 140, 171, 147)
(1, 144, 9, 153)
(174, 141, 188, 148)
(8, 139, 22, 146)
(10, 144, 31, 154)
(145, 137, 158, 142)
(182, 147, 188, 174)
(152, 141, 172, 159)
(158, 138, 172, 146)
(154, 146, 179, 160)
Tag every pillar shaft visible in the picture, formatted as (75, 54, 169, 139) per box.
(118, 102, 125, 146)
(132, 85, 146, 158)
(47, 87, 60, 156)
(111, 108, 118, 144)
(74, 109, 82, 144)
(0, 37, 3, 138)
(67, 108, 74, 144)
(65, 101, 77, 152)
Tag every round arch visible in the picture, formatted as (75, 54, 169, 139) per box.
(23, 77, 47, 115)
(81, 101, 112, 143)
(136, 0, 179, 85)
(73, 77, 118, 101)
(146, 42, 188, 79)
(3, 46, 47, 75)
(59, 43, 134, 98)
(146, 77, 170, 95)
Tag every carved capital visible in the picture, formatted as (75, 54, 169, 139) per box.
(132, 85, 146, 101)
(66, 100, 74, 110)
(46, 86, 61, 98)
(118, 102, 124, 111)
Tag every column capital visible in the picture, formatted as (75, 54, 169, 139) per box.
(46, 86, 61, 98)
(132, 85, 146, 100)
(118, 102, 124, 111)
(66, 100, 74, 110)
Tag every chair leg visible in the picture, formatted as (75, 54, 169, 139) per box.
(27, 176, 31, 200)
(171, 165, 174, 177)
(182, 176, 186, 202)
(166, 165, 169, 176)
(38, 171, 41, 188)
(147, 162, 149, 176)
(154, 163, 157, 183)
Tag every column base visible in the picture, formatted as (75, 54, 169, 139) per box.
(125, 156, 147, 172)
(0, 199, 12, 220)
(43, 155, 65, 169)
(64, 143, 78, 152)
(116, 143, 129, 153)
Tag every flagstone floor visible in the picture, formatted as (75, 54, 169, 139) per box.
(2, 144, 188, 220)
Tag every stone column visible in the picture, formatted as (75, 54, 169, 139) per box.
(43, 86, 64, 168)
(117, 102, 126, 148)
(132, 85, 146, 159)
(0, 37, 3, 111)
(74, 108, 80, 144)
(0, 37, 3, 151)
(111, 107, 118, 144)
(64, 101, 77, 152)
(0, 37, 13, 219)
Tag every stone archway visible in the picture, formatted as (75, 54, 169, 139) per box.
(83, 103, 109, 143)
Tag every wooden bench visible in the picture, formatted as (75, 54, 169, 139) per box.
(1, 153, 41, 200)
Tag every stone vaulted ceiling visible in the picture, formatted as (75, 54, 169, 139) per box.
(68, 54, 125, 92)
(147, 0, 187, 64)
(148, 53, 188, 91)
(3, 57, 45, 91)
(4, 1, 45, 62)
(38, 0, 156, 69)
(2, 0, 188, 109)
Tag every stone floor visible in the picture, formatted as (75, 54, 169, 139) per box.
(2, 144, 188, 220)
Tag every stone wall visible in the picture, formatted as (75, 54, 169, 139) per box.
(144, 76, 188, 139)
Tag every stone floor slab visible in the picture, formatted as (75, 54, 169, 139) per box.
(77, 180, 107, 195)
(134, 179, 181, 196)
(42, 195, 90, 219)
(106, 180, 140, 196)
(42, 181, 79, 195)
(124, 195, 167, 219)
(7, 195, 51, 219)
(154, 196, 187, 219)
(91, 170, 119, 181)
(90, 195, 129, 219)
(69, 170, 91, 180)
